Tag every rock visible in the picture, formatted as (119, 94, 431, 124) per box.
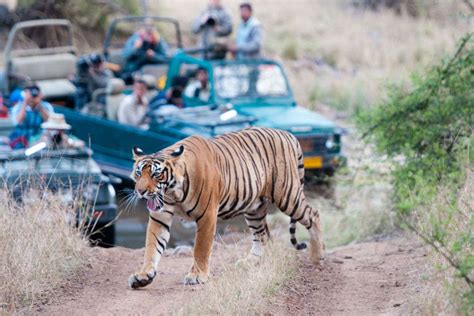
(172, 245, 193, 257)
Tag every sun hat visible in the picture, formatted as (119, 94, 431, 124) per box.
(41, 113, 71, 130)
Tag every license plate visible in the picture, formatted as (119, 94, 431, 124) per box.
(304, 156, 323, 169)
(298, 138, 314, 152)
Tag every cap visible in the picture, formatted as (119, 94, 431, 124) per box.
(90, 53, 103, 65)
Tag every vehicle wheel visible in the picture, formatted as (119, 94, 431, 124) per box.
(90, 224, 115, 248)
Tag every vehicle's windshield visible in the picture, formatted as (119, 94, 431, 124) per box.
(214, 63, 289, 99)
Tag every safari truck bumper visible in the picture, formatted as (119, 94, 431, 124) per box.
(297, 134, 346, 175)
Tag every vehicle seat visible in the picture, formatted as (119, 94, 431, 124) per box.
(10, 53, 77, 99)
(105, 78, 126, 120)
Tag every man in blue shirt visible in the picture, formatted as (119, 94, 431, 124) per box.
(228, 2, 262, 59)
(10, 84, 54, 148)
(122, 23, 169, 83)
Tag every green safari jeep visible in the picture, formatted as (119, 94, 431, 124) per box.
(162, 53, 346, 176)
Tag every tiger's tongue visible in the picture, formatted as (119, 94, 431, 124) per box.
(147, 199, 157, 212)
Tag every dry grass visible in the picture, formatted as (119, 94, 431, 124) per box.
(180, 234, 298, 315)
(415, 166, 474, 314)
(0, 188, 90, 311)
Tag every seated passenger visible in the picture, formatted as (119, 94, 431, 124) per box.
(73, 53, 113, 110)
(117, 79, 149, 128)
(9, 84, 54, 149)
(30, 113, 84, 149)
(122, 22, 169, 83)
(88, 54, 113, 99)
(184, 67, 210, 103)
(150, 76, 188, 109)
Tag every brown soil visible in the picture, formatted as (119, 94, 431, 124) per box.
(35, 235, 429, 315)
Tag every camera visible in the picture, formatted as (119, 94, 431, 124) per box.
(142, 40, 154, 51)
(76, 55, 90, 73)
(205, 15, 216, 27)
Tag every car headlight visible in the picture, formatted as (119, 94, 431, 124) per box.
(326, 134, 341, 150)
(325, 137, 335, 149)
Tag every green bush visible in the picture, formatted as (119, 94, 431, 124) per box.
(358, 33, 473, 313)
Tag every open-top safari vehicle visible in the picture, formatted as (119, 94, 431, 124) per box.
(0, 145, 118, 246)
(2, 17, 345, 179)
(0, 19, 117, 244)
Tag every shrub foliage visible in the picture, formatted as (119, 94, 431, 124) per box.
(359, 33, 473, 312)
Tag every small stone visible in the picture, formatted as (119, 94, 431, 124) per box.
(393, 303, 401, 307)
(344, 255, 353, 259)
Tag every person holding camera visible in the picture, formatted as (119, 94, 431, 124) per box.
(122, 23, 169, 83)
(192, 0, 232, 59)
(228, 2, 262, 59)
(72, 53, 112, 110)
(88, 53, 113, 95)
(9, 84, 54, 148)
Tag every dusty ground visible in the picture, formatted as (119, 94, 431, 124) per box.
(35, 235, 429, 315)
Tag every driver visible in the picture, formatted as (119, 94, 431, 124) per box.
(9, 84, 54, 149)
(122, 21, 169, 83)
(184, 67, 211, 103)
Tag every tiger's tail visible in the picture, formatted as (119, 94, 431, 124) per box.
(289, 218, 307, 250)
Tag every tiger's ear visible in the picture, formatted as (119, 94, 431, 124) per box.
(133, 146, 145, 160)
(170, 145, 184, 158)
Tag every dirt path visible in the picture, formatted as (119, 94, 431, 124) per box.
(36, 235, 428, 315)
(272, 236, 429, 315)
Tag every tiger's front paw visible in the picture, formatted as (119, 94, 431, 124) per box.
(184, 272, 208, 285)
(128, 270, 157, 289)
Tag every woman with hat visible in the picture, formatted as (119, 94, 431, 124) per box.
(30, 113, 84, 149)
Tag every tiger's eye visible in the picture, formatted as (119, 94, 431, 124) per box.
(135, 169, 142, 177)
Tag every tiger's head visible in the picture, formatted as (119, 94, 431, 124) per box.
(131, 145, 185, 212)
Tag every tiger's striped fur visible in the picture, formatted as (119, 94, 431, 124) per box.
(128, 127, 324, 289)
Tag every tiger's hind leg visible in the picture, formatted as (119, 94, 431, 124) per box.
(245, 198, 271, 257)
(276, 187, 325, 264)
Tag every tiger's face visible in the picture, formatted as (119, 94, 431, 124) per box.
(131, 146, 184, 212)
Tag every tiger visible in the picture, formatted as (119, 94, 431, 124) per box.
(128, 127, 324, 289)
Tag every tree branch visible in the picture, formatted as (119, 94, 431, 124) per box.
(401, 216, 473, 287)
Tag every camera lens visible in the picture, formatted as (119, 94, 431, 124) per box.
(206, 17, 216, 26)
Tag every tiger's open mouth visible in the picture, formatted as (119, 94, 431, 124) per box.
(146, 194, 163, 212)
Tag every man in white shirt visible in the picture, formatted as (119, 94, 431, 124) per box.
(184, 67, 210, 103)
(117, 79, 149, 128)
